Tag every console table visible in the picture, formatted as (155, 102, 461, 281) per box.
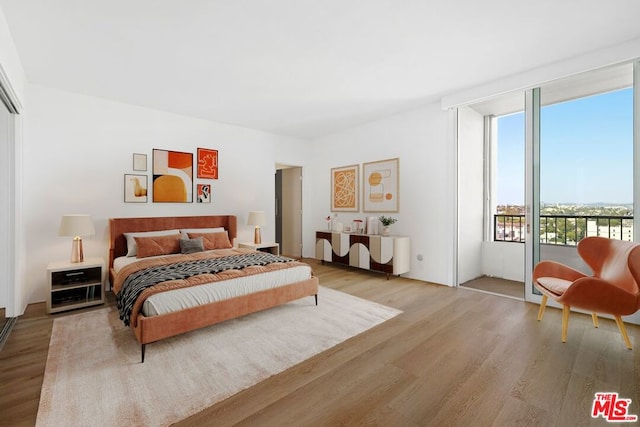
(315, 231, 410, 278)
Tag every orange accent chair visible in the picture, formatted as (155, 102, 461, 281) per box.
(533, 237, 640, 349)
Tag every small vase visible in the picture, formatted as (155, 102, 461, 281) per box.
(382, 226, 390, 236)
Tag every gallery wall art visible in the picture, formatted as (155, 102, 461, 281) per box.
(133, 153, 147, 171)
(152, 149, 193, 202)
(197, 148, 218, 179)
(363, 158, 399, 212)
(124, 174, 148, 203)
(197, 184, 211, 203)
(331, 164, 359, 212)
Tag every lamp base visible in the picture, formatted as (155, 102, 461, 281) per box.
(254, 226, 262, 244)
(71, 236, 84, 263)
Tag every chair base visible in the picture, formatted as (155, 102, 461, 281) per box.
(536, 298, 632, 349)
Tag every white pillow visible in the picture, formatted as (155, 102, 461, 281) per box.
(179, 227, 225, 239)
(123, 229, 180, 257)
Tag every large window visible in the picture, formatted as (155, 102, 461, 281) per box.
(492, 87, 633, 244)
(538, 87, 633, 245)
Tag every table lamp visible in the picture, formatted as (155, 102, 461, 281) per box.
(247, 211, 266, 244)
(58, 214, 95, 263)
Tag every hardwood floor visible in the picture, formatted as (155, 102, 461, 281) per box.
(461, 276, 524, 299)
(1, 259, 638, 426)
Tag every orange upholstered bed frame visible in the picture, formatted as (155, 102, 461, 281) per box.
(109, 215, 319, 362)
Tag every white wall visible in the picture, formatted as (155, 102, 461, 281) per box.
(0, 6, 25, 103)
(481, 241, 524, 282)
(457, 106, 484, 284)
(305, 103, 455, 285)
(21, 84, 307, 307)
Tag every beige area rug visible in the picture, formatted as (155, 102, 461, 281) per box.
(36, 286, 401, 427)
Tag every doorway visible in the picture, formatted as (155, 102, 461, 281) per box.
(275, 165, 303, 258)
(0, 98, 9, 330)
(524, 63, 637, 313)
(456, 61, 640, 309)
(0, 71, 20, 327)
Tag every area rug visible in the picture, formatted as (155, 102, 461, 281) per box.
(36, 286, 401, 427)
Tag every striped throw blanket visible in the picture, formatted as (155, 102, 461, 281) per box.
(116, 252, 295, 326)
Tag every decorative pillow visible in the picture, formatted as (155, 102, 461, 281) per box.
(179, 227, 225, 239)
(187, 231, 232, 250)
(124, 229, 180, 257)
(134, 234, 182, 258)
(180, 237, 205, 254)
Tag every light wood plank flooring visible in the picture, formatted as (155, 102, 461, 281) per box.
(1, 259, 638, 426)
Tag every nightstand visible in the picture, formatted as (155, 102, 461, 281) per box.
(238, 242, 280, 255)
(47, 257, 105, 313)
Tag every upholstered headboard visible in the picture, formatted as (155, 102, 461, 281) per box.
(108, 215, 238, 270)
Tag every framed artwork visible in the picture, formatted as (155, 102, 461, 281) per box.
(124, 174, 148, 203)
(133, 153, 147, 171)
(197, 148, 218, 179)
(331, 164, 359, 212)
(363, 158, 399, 212)
(152, 149, 193, 202)
(197, 184, 211, 203)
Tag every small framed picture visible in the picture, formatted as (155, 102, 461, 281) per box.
(124, 174, 148, 203)
(197, 184, 211, 203)
(197, 148, 218, 179)
(133, 153, 147, 171)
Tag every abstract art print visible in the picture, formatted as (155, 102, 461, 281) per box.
(197, 184, 211, 203)
(363, 158, 399, 212)
(331, 164, 359, 212)
(152, 149, 193, 202)
(124, 174, 148, 203)
(197, 148, 218, 179)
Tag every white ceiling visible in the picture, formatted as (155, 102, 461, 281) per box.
(2, 0, 640, 139)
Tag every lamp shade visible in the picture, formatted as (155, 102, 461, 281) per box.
(247, 211, 267, 226)
(58, 214, 95, 237)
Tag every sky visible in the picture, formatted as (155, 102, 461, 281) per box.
(497, 87, 633, 205)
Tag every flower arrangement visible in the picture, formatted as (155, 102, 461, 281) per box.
(378, 216, 397, 226)
(325, 215, 332, 230)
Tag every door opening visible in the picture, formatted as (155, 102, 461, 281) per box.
(275, 165, 303, 258)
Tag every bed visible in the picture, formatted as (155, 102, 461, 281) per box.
(109, 215, 319, 362)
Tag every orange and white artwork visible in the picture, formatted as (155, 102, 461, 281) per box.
(363, 158, 399, 212)
(124, 174, 148, 203)
(331, 164, 359, 212)
(152, 149, 193, 202)
(197, 184, 211, 203)
(197, 148, 218, 179)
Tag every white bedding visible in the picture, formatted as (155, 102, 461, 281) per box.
(113, 254, 313, 317)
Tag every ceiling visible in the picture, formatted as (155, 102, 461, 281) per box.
(2, 0, 640, 139)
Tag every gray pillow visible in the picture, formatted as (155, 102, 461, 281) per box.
(180, 237, 204, 254)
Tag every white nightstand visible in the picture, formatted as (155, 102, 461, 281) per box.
(238, 242, 280, 255)
(47, 257, 105, 313)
